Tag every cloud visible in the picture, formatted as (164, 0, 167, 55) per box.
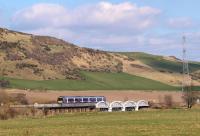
(12, 2, 160, 33)
(71, 2, 160, 32)
(12, 3, 70, 30)
(167, 17, 196, 29)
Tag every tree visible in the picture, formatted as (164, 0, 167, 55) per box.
(182, 85, 198, 108)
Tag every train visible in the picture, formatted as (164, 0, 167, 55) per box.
(57, 96, 106, 104)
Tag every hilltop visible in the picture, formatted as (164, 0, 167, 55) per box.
(0, 28, 200, 90)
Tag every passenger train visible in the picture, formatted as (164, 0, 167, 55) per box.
(57, 96, 106, 104)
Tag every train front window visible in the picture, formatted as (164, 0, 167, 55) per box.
(57, 97, 63, 102)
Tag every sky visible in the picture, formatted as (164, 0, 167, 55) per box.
(0, 0, 200, 60)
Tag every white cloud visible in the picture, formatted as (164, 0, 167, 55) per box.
(72, 2, 160, 31)
(12, 2, 160, 33)
(12, 3, 70, 29)
(168, 17, 196, 29)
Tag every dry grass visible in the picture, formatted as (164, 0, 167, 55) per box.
(120, 56, 186, 86)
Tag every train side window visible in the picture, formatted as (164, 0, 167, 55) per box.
(83, 98, 89, 103)
(63, 99, 67, 103)
(75, 98, 82, 103)
(68, 98, 74, 103)
(75, 98, 78, 103)
(97, 98, 102, 102)
(90, 98, 96, 102)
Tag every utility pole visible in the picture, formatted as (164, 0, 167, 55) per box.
(182, 36, 192, 108)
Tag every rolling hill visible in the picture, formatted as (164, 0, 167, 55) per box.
(118, 52, 200, 87)
(0, 28, 122, 81)
(0, 27, 200, 90)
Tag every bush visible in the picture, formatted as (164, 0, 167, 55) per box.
(0, 91, 29, 105)
(9, 93, 29, 105)
(0, 91, 40, 120)
(0, 80, 10, 88)
(164, 95, 173, 108)
(0, 106, 18, 120)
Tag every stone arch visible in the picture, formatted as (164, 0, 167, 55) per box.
(96, 101, 109, 111)
(109, 101, 123, 112)
(122, 101, 137, 111)
(136, 100, 149, 111)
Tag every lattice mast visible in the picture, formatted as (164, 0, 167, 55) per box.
(182, 36, 192, 108)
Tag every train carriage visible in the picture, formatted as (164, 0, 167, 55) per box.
(57, 96, 106, 104)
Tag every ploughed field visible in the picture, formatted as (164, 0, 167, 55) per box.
(0, 109, 200, 136)
(1, 71, 178, 90)
(7, 90, 184, 104)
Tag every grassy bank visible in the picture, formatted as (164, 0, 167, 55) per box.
(121, 52, 200, 73)
(0, 109, 200, 136)
(0, 71, 178, 90)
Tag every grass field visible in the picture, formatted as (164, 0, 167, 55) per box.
(0, 71, 177, 90)
(121, 52, 200, 73)
(0, 109, 200, 136)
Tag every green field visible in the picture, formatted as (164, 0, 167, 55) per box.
(0, 109, 200, 136)
(0, 71, 177, 90)
(121, 52, 200, 73)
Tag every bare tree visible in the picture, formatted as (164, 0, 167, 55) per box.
(182, 85, 198, 108)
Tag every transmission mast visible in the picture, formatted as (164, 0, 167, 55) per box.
(182, 36, 192, 108)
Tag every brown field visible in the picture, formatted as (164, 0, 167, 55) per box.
(4, 89, 184, 105)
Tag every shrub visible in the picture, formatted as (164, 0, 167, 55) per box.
(164, 95, 173, 108)
(9, 93, 29, 105)
(0, 106, 18, 120)
(0, 80, 10, 88)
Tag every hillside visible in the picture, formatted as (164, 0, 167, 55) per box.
(0, 28, 122, 81)
(0, 27, 200, 90)
(118, 52, 200, 86)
